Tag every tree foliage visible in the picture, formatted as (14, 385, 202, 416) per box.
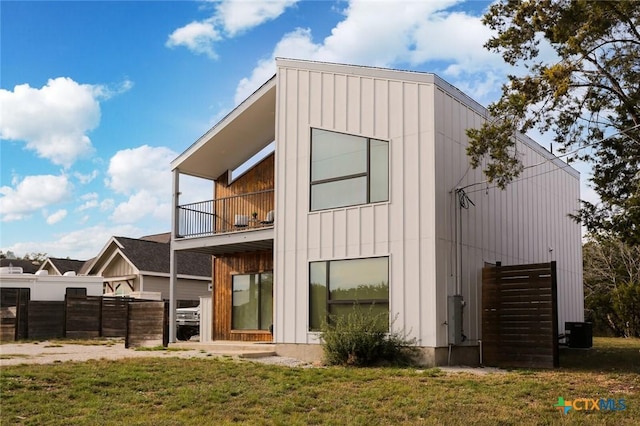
(466, 0, 640, 244)
(583, 236, 640, 337)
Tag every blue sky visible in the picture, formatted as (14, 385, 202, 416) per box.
(0, 0, 593, 260)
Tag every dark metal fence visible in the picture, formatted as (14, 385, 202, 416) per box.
(178, 189, 274, 238)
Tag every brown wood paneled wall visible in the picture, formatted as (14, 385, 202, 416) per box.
(213, 250, 273, 341)
(215, 153, 274, 196)
(213, 154, 275, 233)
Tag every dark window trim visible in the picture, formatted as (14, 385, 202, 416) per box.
(309, 128, 388, 212)
(309, 256, 390, 331)
(231, 271, 273, 331)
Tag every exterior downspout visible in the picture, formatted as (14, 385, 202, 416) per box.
(169, 169, 180, 343)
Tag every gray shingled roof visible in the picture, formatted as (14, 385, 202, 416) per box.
(48, 257, 87, 275)
(140, 232, 171, 244)
(0, 258, 41, 274)
(114, 237, 211, 277)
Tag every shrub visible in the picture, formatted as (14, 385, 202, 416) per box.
(319, 305, 418, 366)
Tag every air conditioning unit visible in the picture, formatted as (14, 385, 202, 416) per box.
(565, 322, 592, 348)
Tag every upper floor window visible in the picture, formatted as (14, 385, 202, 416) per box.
(310, 129, 388, 211)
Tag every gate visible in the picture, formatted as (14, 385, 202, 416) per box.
(482, 261, 558, 368)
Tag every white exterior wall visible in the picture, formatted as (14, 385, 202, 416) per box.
(274, 59, 583, 349)
(432, 83, 584, 347)
(275, 60, 440, 346)
(0, 274, 103, 301)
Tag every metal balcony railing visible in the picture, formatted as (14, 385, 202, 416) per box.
(177, 189, 274, 238)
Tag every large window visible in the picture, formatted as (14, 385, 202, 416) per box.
(310, 129, 388, 211)
(232, 272, 273, 330)
(309, 257, 389, 331)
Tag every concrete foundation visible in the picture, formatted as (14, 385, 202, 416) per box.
(275, 343, 480, 367)
(416, 345, 480, 367)
(275, 343, 324, 364)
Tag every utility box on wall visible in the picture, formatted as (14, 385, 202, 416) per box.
(448, 295, 464, 345)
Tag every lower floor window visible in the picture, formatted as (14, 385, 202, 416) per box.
(309, 257, 389, 331)
(232, 272, 273, 330)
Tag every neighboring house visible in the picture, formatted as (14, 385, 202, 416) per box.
(0, 267, 102, 301)
(38, 257, 87, 276)
(85, 235, 211, 303)
(0, 258, 41, 274)
(169, 59, 583, 364)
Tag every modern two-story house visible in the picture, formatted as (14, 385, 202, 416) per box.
(169, 59, 583, 365)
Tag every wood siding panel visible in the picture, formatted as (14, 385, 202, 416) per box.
(213, 251, 273, 341)
(213, 154, 275, 233)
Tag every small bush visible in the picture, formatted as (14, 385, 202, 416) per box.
(319, 306, 418, 366)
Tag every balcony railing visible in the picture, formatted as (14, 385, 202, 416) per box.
(177, 189, 274, 238)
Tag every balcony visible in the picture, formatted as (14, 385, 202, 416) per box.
(174, 189, 274, 255)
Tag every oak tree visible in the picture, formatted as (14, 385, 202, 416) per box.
(466, 0, 640, 244)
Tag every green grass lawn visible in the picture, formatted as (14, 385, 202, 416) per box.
(1, 337, 638, 425)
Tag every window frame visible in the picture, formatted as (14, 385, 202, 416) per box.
(309, 128, 388, 211)
(308, 256, 390, 331)
(231, 271, 273, 331)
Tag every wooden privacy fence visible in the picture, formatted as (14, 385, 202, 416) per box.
(0, 289, 167, 346)
(125, 301, 169, 348)
(0, 288, 30, 341)
(482, 261, 558, 369)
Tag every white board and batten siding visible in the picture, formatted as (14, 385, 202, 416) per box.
(275, 60, 440, 346)
(274, 59, 583, 348)
(432, 85, 583, 347)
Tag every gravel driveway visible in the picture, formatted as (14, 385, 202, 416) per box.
(0, 340, 308, 367)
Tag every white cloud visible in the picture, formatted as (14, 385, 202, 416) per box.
(77, 200, 99, 212)
(166, 21, 221, 58)
(1, 224, 142, 260)
(105, 145, 176, 195)
(46, 209, 67, 225)
(0, 174, 72, 222)
(0, 77, 131, 168)
(74, 170, 99, 184)
(80, 192, 99, 201)
(100, 199, 115, 212)
(167, 0, 298, 58)
(180, 175, 213, 205)
(217, 0, 298, 36)
(110, 190, 171, 224)
(106, 145, 175, 224)
(104, 145, 212, 224)
(234, 0, 511, 106)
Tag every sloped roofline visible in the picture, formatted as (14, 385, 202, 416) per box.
(171, 75, 277, 174)
(82, 236, 129, 276)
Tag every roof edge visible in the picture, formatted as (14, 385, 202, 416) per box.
(171, 76, 277, 171)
